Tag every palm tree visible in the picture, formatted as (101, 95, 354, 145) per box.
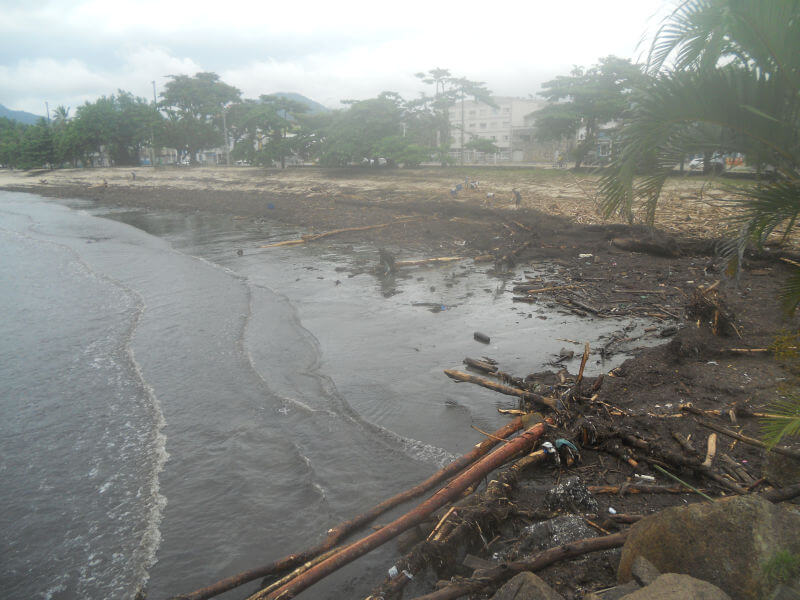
(52, 105, 70, 127)
(599, 0, 800, 445)
(599, 0, 800, 258)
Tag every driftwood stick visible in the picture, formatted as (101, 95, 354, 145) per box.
(257, 422, 551, 600)
(588, 484, 705, 495)
(520, 284, 583, 294)
(463, 358, 498, 374)
(576, 342, 590, 386)
(444, 369, 559, 410)
(395, 256, 464, 267)
(367, 450, 550, 600)
(407, 531, 628, 600)
(170, 417, 530, 600)
(261, 221, 416, 248)
(697, 419, 800, 460)
(764, 482, 800, 503)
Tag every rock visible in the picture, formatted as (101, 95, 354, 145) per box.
(630, 556, 660, 586)
(588, 580, 640, 599)
(618, 495, 800, 600)
(763, 452, 800, 491)
(474, 331, 491, 344)
(619, 573, 731, 599)
(611, 235, 680, 258)
(544, 476, 599, 512)
(517, 515, 596, 555)
(769, 584, 800, 600)
(489, 572, 564, 600)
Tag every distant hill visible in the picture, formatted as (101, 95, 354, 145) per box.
(270, 92, 329, 114)
(0, 104, 42, 125)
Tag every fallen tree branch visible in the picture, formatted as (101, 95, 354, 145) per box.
(261, 220, 416, 248)
(256, 421, 550, 600)
(444, 369, 559, 410)
(697, 419, 800, 460)
(170, 416, 530, 600)
(368, 450, 552, 600)
(763, 482, 800, 503)
(407, 531, 629, 600)
(395, 256, 464, 267)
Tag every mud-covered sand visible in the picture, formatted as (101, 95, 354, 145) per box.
(3, 166, 799, 599)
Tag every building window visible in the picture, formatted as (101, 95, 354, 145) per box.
(491, 122, 498, 128)
(503, 107, 510, 114)
(479, 109, 486, 115)
(490, 135, 497, 140)
(468, 110, 476, 116)
(479, 122, 487, 129)
(503, 135, 509, 141)
(502, 121, 510, 127)
(468, 122, 476, 128)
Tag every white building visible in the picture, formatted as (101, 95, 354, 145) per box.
(447, 96, 545, 162)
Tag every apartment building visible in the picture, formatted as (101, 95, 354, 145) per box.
(447, 96, 545, 162)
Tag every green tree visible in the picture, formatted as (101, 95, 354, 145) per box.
(596, 0, 800, 445)
(228, 96, 310, 167)
(532, 56, 646, 168)
(414, 68, 494, 164)
(597, 0, 799, 246)
(0, 117, 25, 168)
(18, 118, 55, 169)
(371, 135, 429, 167)
(72, 91, 157, 166)
(318, 93, 405, 166)
(465, 137, 500, 155)
(160, 72, 241, 164)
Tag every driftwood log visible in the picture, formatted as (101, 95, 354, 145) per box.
(171, 416, 530, 600)
(254, 421, 550, 600)
(444, 369, 559, 410)
(407, 531, 629, 600)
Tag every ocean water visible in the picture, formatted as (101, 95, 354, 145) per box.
(0, 190, 651, 599)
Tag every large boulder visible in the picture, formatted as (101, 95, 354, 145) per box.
(490, 572, 564, 600)
(618, 495, 800, 600)
(619, 573, 731, 599)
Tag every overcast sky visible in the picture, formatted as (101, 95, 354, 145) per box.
(1, 0, 672, 116)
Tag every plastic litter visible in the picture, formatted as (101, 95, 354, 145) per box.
(388, 565, 399, 578)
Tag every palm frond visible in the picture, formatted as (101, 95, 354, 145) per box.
(780, 266, 800, 313)
(761, 394, 800, 448)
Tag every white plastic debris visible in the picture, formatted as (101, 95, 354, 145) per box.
(579, 253, 593, 259)
(635, 474, 656, 482)
(402, 570, 414, 580)
(388, 566, 399, 578)
(608, 507, 617, 514)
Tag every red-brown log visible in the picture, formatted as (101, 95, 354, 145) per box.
(170, 417, 529, 600)
(258, 421, 550, 600)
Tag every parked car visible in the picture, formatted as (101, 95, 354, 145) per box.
(689, 154, 725, 173)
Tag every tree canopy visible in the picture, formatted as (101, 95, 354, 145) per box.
(160, 72, 241, 164)
(532, 56, 646, 168)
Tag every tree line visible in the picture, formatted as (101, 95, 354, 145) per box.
(0, 59, 662, 171)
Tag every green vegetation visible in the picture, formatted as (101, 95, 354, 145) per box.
(762, 549, 800, 587)
(0, 66, 495, 170)
(532, 55, 646, 169)
(597, 0, 799, 244)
